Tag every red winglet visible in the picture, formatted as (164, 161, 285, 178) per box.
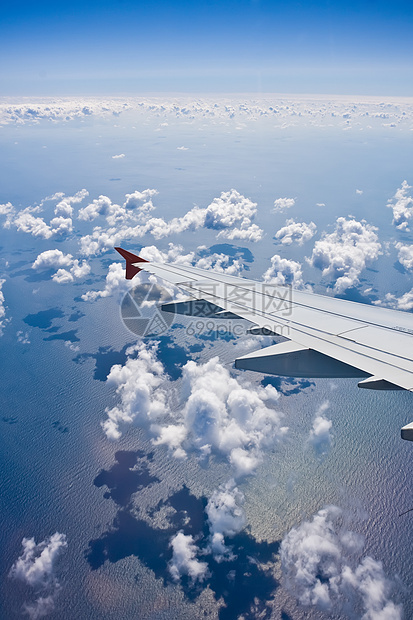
(115, 247, 148, 280)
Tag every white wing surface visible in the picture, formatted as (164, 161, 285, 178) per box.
(115, 248, 413, 439)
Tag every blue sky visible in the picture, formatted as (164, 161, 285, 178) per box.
(1, 0, 413, 95)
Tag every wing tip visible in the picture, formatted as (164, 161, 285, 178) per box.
(115, 247, 148, 280)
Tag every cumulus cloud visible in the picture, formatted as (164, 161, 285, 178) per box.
(194, 252, 244, 276)
(79, 189, 263, 256)
(168, 532, 208, 583)
(32, 249, 73, 270)
(0, 201, 16, 228)
(102, 342, 287, 478)
(206, 479, 246, 561)
(307, 217, 382, 293)
(7, 190, 88, 240)
(281, 506, 401, 618)
(81, 262, 131, 302)
(9, 532, 67, 619)
(273, 197, 295, 213)
(375, 289, 413, 311)
(0, 278, 8, 335)
(112, 153, 125, 159)
(395, 242, 413, 271)
(102, 341, 167, 440)
(387, 181, 413, 231)
(356, 189, 363, 195)
(308, 401, 333, 458)
(262, 254, 306, 289)
(32, 249, 90, 284)
(274, 219, 316, 246)
(81, 242, 245, 301)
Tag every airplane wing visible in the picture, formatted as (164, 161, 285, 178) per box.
(115, 247, 413, 440)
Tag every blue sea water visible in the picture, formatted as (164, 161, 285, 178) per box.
(0, 100, 412, 619)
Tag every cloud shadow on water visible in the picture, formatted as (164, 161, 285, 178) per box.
(86, 451, 280, 619)
(261, 375, 314, 396)
(23, 308, 64, 329)
(94, 450, 159, 507)
(73, 335, 193, 382)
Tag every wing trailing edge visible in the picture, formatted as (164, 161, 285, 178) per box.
(234, 341, 370, 379)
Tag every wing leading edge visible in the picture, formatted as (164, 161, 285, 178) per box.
(115, 247, 413, 440)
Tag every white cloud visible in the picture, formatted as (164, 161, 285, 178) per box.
(206, 479, 246, 561)
(23, 596, 56, 620)
(274, 219, 316, 246)
(281, 506, 401, 618)
(112, 153, 125, 159)
(102, 342, 287, 478)
(356, 189, 363, 195)
(375, 289, 413, 311)
(1, 96, 413, 129)
(32, 250, 90, 284)
(262, 254, 306, 289)
(0, 201, 15, 228)
(194, 252, 244, 276)
(52, 260, 91, 284)
(387, 181, 413, 231)
(177, 146, 189, 150)
(9, 533, 67, 620)
(0, 278, 8, 336)
(9, 532, 67, 587)
(395, 242, 413, 271)
(168, 532, 208, 583)
(273, 197, 295, 213)
(8, 190, 88, 240)
(307, 217, 382, 293)
(78, 189, 263, 256)
(32, 250, 73, 270)
(81, 262, 131, 301)
(102, 341, 167, 440)
(17, 330, 30, 344)
(308, 401, 333, 458)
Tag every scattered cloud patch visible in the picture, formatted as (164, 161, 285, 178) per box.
(32, 250, 90, 284)
(206, 479, 246, 561)
(274, 219, 316, 246)
(0, 278, 8, 335)
(17, 330, 30, 344)
(281, 506, 401, 618)
(4, 190, 88, 240)
(307, 217, 382, 293)
(387, 181, 413, 231)
(177, 146, 189, 150)
(356, 189, 363, 195)
(168, 532, 208, 583)
(102, 342, 287, 478)
(273, 197, 295, 213)
(262, 254, 306, 289)
(79, 189, 263, 256)
(102, 341, 167, 440)
(395, 242, 413, 271)
(81, 262, 133, 302)
(9, 532, 67, 619)
(375, 289, 413, 311)
(112, 153, 125, 159)
(308, 401, 333, 458)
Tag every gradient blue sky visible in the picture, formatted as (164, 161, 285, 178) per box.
(1, 0, 413, 96)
